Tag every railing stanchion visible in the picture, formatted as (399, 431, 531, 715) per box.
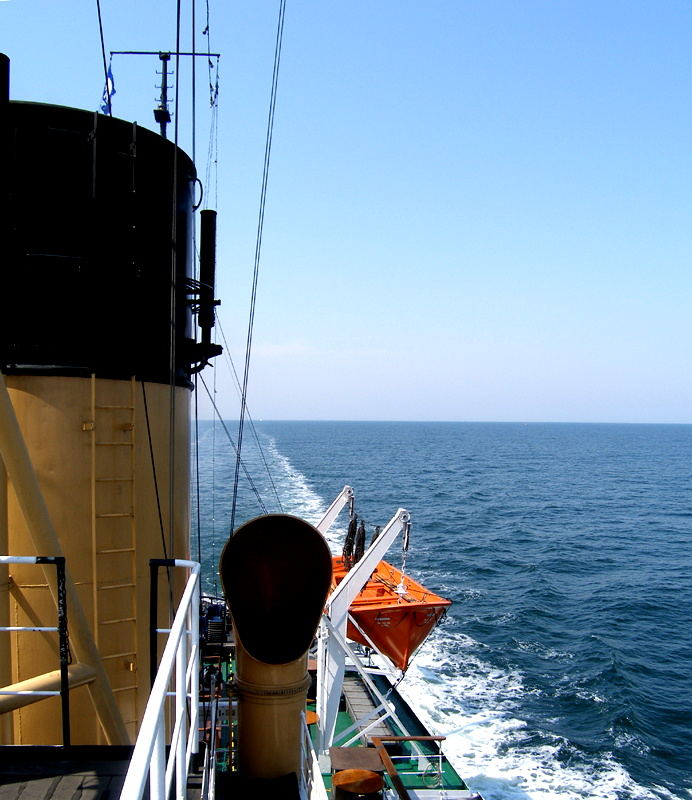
(175, 628, 187, 799)
(120, 560, 200, 800)
(53, 556, 70, 746)
(190, 586, 200, 755)
(151, 723, 166, 799)
(149, 561, 159, 689)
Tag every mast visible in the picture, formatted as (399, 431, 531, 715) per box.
(154, 52, 172, 138)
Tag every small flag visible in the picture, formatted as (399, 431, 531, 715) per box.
(100, 61, 116, 115)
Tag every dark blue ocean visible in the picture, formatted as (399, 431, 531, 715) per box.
(191, 420, 692, 800)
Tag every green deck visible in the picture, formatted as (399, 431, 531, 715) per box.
(308, 670, 470, 796)
(203, 647, 473, 797)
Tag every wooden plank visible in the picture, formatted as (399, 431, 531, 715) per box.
(329, 746, 384, 772)
(372, 737, 411, 800)
(0, 778, 58, 800)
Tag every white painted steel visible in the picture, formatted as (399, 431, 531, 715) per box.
(298, 711, 329, 800)
(201, 675, 219, 800)
(1, 626, 58, 632)
(0, 556, 42, 564)
(317, 508, 409, 751)
(315, 485, 353, 534)
(321, 616, 413, 751)
(119, 560, 200, 800)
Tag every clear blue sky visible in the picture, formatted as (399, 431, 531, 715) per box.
(3, 1, 691, 422)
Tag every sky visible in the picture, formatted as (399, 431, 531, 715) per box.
(2, 1, 691, 423)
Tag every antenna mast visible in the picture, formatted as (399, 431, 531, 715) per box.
(154, 52, 172, 138)
(109, 50, 220, 139)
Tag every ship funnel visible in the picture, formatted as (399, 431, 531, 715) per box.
(219, 514, 332, 782)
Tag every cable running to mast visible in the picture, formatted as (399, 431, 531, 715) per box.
(230, 0, 287, 533)
(200, 376, 268, 514)
(216, 319, 284, 512)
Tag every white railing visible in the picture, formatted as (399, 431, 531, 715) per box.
(387, 751, 444, 788)
(299, 711, 329, 800)
(120, 560, 200, 800)
(0, 555, 72, 744)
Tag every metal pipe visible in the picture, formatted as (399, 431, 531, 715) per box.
(150, 560, 161, 688)
(0, 662, 96, 714)
(52, 556, 70, 746)
(0, 372, 129, 744)
(175, 631, 187, 799)
(199, 209, 217, 344)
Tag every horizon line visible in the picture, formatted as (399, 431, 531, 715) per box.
(193, 418, 692, 426)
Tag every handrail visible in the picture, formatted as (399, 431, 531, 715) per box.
(299, 711, 329, 800)
(0, 555, 70, 744)
(200, 672, 219, 800)
(120, 559, 200, 800)
(372, 736, 452, 799)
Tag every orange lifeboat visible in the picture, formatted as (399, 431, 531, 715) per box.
(332, 556, 451, 671)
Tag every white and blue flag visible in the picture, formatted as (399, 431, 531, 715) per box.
(100, 61, 116, 115)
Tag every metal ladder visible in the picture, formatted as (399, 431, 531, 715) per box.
(89, 375, 138, 740)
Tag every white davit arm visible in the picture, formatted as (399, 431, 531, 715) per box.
(317, 507, 410, 753)
(316, 485, 354, 534)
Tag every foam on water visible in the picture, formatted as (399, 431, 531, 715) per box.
(399, 628, 679, 800)
(263, 435, 326, 521)
(262, 434, 347, 549)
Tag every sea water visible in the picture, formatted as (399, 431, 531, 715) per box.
(191, 420, 692, 800)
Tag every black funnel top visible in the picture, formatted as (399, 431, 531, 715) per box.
(1, 100, 205, 387)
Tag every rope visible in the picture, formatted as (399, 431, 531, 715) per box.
(142, 382, 173, 610)
(141, 383, 168, 559)
(230, 0, 287, 534)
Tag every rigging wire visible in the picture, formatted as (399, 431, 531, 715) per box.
(204, 81, 220, 209)
(165, 0, 183, 591)
(191, 0, 200, 573)
(230, 0, 287, 534)
(199, 375, 268, 514)
(192, 0, 197, 167)
(203, 0, 220, 208)
(211, 360, 219, 595)
(193, 379, 202, 566)
(142, 382, 174, 612)
(216, 318, 284, 512)
(191, 0, 221, 588)
(95, 0, 112, 115)
(141, 383, 169, 560)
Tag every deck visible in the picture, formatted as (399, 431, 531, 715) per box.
(0, 746, 206, 800)
(0, 746, 130, 799)
(312, 670, 481, 799)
